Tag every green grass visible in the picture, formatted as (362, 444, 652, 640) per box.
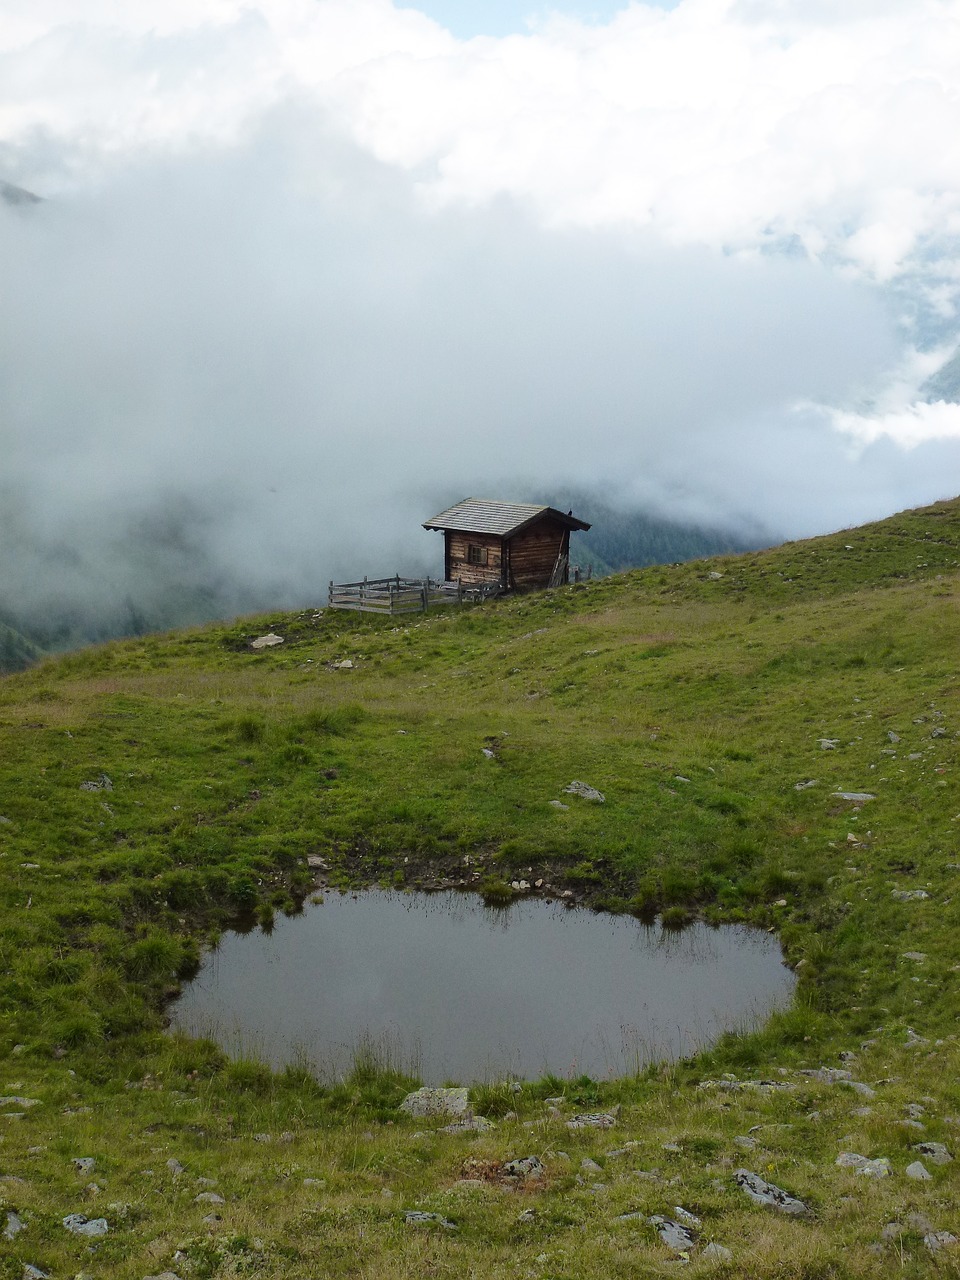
(1, 497, 959, 1276)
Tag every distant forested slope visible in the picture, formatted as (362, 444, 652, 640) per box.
(0, 619, 44, 674)
(543, 490, 770, 576)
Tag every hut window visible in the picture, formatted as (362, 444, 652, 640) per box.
(466, 544, 488, 566)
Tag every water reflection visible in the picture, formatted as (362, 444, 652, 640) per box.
(171, 890, 795, 1083)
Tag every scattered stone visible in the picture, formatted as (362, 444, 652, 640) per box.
(794, 779, 818, 791)
(194, 1192, 225, 1204)
(702, 1242, 733, 1262)
(166, 1159, 184, 1176)
(931, 727, 948, 738)
(846, 1081, 877, 1099)
(674, 775, 691, 783)
(0, 1095, 40, 1108)
(502, 1156, 544, 1182)
(905, 1027, 929, 1045)
(250, 633, 284, 649)
(567, 1111, 618, 1130)
(517, 1208, 538, 1223)
(22, 1267, 49, 1280)
(902, 952, 928, 962)
(4, 1211, 24, 1240)
(481, 748, 496, 759)
(673, 1206, 701, 1226)
(925, 1231, 960, 1253)
(887, 731, 901, 743)
(906, 1161, 933, 1181)
(615, 1210, 645, 1222)
(649, 1215, 697, 1253)
(399, 1087, 469, 1119)
(836, 1153, 890, 1177)
(914, 1142, 953, 1165)
(439, 1115, 494, 1135)
(62, 1214, 109, 1236)
(818, 739, 840, 750)
(892, 889, 930, 901)
(403, 1210, 457, 1229)
(734, 1136, 757, 1150)
(800, 1067, 851, 1084)
(549, 800, 569, 810)
(79, 773, 112, 792)
(832, 792, 876, 802)
(581, 1158, 603, 1173)
(707, 571, 723, 580)
(734, 1169, 807, 1215)
(333, 659, 354, 670)
(563, 781, 605, 803)
(144, 1274, 182, 1280)
(72, 1157, 96, 1175)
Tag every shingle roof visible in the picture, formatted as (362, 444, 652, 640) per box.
(423, 498, 590, 537)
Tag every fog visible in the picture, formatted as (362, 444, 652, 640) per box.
(4, 109, 939, 639)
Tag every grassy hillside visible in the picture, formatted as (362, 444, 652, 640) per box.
(1, 497, 959, 1278)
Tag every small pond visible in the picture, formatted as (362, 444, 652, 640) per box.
(171, 891, 795, 1083)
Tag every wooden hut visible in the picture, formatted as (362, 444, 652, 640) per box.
(423, 498, 591, 592)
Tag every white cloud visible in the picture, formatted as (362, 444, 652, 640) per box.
(1, 0, 960, 627)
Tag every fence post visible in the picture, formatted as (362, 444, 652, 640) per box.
(328, 580, 333, 605)
(421, 579, 428, 612)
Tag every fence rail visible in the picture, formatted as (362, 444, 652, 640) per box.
(328, 575, 501, 614)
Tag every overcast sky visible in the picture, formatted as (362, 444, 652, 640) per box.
(1, 0, 959, 624)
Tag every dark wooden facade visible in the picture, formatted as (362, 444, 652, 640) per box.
(424, 499, 591, 592)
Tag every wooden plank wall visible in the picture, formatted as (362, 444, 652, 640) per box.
(508, 519, 568, 588)
(445, 531, 505, 586)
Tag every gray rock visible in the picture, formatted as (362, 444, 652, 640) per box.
(517, 1208, 538, 1222)
(166, 1158, 185, 1175)
(549, 800, 570, 810)
(615, 1210, 645, 1222)
(438, 1114, 493, 1135)
(333, 658, 353, 670)
(72, 1157, 96, 1175)
(62, 1214, 109, 1236)
(905, 1161, 933, 1180)
(502, 1156, 544, 1181)
(818, 739, 840, 749)
(794, 779, 818, 791)
(734, 1169, 807, 1215)
(0, 1096, 40, 1108)
(4, 1211, 24, 1240)
(403, 1210, 457, 1229)
(563, 780, 605, 802)
(649, 1215, 697, 1253)
(931, 727, 947, 738)
(194, 1192, 225, 1204)
(673, 1206, 701, 1226)
(902, 952, 927, 962)
(79, 774, 112, 792)
(399, 1087, 469, 1119)
(250, 633, 284, 649)
(887, 731, 901, 743)
(832, 792, 876, 802)
(846, 1081, 877, 1098)
(914, 1142, 953, 1165)
(799, 1067, 852, 1083)
(22, 1267, 49, 1280)
(925, 1231, 959, 1252)
(702, 1242, 733, 1262)
(144, 1274, 183, 1280)
(892, 889, 930, 901)
(567, 1111, 618, 1130)
(580, 1158, 603, 1173)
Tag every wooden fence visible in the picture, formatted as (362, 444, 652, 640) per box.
(328, 575, 501, 615)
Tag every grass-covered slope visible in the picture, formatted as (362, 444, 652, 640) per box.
(1, 497, 959, 1278)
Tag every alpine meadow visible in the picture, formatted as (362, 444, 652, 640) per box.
(0, 496, 959, 1278)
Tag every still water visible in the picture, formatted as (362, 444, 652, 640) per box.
(171, 891, 795, 1083)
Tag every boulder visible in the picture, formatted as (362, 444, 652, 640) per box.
(563, 781, 605, 802)
(734, 1170, 807, 1215)
(62, 1214, 109, 1237)
(399, 1087, 470, 1119)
